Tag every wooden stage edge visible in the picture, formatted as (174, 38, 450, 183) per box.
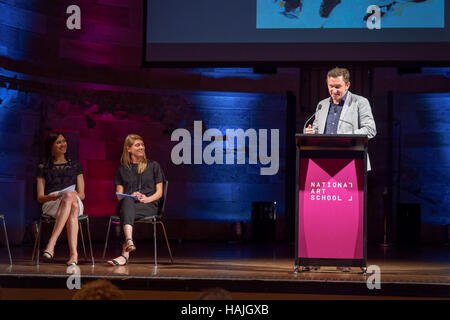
(0, 242, 449, 299)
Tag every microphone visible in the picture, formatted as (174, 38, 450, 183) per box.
(303, 104, 322, 133)
(334, 106, 337, 114)
(338, 118, 354, 134)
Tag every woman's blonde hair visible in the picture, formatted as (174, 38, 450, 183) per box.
(121, 134, 147, 174)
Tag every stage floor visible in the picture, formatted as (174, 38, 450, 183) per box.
(0, 241, 449, 299)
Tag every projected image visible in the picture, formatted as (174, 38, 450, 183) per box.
(257, 0, 445, 29)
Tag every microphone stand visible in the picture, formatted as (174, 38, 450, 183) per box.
(303, 104, 322, 133)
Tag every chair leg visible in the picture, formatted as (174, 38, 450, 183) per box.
(79, 221, 88, 262)
(153, 218, 157, 267)
(85, 217, 95, 266)
(102, 217, 112, 262)
(35, 220, 43, 266)
(158, 221, 174, 263)
(31, 221, 38, 264)
(2, 218, 12, 265)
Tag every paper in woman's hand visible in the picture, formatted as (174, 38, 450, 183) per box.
(59, 184, 76, 194)
(116, 192, 139, 200)
(49, 184, 76, 197)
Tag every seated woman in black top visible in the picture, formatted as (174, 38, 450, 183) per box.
(107, 134, 164, 266)
(36, 132, 85, 266)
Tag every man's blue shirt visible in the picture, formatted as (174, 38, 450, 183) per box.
(324, 91, 348, 134)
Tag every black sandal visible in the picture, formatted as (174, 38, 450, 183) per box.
(108, 255, 128, 266)
(125, 238, 136, 252)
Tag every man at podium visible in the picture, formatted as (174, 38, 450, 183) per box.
(301, 67, 376, 272)
(304, 67, 376, 170)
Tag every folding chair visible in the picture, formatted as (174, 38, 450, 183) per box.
(32, 214, 95, 266)
(102, 180, 173, 266)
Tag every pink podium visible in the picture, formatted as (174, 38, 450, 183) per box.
(295, 134, 368, 273)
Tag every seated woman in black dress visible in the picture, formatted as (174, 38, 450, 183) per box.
(36, 132, 85, 266)
(107, 134, 164, 266)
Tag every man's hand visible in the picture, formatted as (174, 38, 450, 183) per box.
(305, 124, 315, 134)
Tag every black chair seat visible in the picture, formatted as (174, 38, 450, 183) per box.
(110, 215, 161, 223)
(77, 215, 89, 221)
(41, 214, 89, 221)
(137, 215, 161, 222)
(40, 215, 55, 223)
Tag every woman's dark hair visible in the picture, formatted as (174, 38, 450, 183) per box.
(43, 132, 70, 167)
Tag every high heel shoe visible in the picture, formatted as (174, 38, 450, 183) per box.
(42, 251, 53, 260)
(66, 261, 78, 267)
(107, 255, 128, 266)
(125, 239, 136, 252)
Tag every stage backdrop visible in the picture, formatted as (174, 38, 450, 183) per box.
(0, 79, 287, 241)
(41, 89, 287, 235)
(393, 93, 450, 227)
